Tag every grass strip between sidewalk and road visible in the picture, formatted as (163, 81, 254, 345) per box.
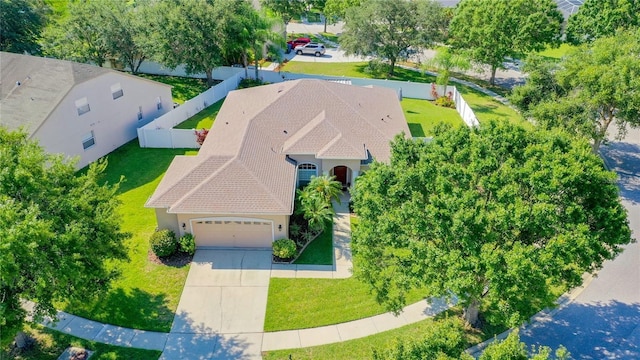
(2, 325, 161, 360)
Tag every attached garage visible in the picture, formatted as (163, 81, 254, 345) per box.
(191, 218, 273, 248)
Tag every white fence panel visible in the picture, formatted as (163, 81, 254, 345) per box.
(133, 61, 245, 81)
(453, 87, 479, 128)
(170, 129, 200, 148)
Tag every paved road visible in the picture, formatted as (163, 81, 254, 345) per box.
(519, 129, 640, 358)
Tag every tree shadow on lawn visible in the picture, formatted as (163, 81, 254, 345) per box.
(99, 140, 195, 195)
(63, 287, 175, 332)
(519, 300, 640, 359)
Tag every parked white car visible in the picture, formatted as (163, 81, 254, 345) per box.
(294, 43, 326, 57)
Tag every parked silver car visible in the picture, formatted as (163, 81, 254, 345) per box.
(294, 43, 326, 57)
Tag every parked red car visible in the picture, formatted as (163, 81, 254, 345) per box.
(286, 37, 311, 53)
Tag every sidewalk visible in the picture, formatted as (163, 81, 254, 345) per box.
(33, 192, 453, 358)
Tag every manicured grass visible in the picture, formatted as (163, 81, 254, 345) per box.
(264, 277, 428, 332)
(401, 98, 463, 137)
(60, 142, 197, 332)
(294, 222, 334, 265)
(455, 84, 527, 126)
(137, 74, 209, 104)
(536, 43, 578, 60)
(281, 61, 435, 83)
(263, 309, 484, 360)
(2, 325, 161, 360)
(174, 98, 225, 130)
(320, 32, 339, 44)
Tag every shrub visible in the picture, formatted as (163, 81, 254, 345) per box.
(435, 95, 455, 108)
(238, 78, 269, 89)
(150, 229, 177, 257)
(179, 233, 196, 255)
(273, 238, 297, 259)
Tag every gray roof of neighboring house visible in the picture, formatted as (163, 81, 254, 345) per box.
(146, 79, 410, 215)
(0, 52, 169, 136)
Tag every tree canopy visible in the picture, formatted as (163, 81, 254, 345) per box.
(0, 0, 47, 54)
(448, 0, 563, 84)
(352, 122, 631, 328)
(511, 29, 640, 151)
(566, 0, 640, 45)
(340, 0, 447, 76)
(0, 127, 129, 340)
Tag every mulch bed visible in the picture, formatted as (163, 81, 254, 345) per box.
(148, 250, 192, 268)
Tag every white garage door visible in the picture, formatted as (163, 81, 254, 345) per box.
(191, 219, 273, 248)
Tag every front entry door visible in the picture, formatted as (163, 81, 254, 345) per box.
(334, 166, 348, 186)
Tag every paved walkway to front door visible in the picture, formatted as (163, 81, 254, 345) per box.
(160, 249, 272, 360)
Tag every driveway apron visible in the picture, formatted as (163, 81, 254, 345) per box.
(162, 249, 271, 360)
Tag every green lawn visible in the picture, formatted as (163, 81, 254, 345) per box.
(281, 61, 434, 83)
(320, 32, 339, 44)
(60, 142, 197, 332)
(264, 277, 428, 332)
(536, 43, 578, 60)
(3, 325, 160, 360)
(455, 84, 527, 126)
(402, 98, 463, 137)
(263, 309, 483, 360)
(174, 98, 225, 129)
(137, 74, 209, 104)
(294, 222, 334, 265)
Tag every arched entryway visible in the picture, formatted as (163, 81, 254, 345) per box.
(330, 166, 353, 188)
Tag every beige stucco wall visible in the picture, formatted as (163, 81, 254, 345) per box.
(155, 208, 180, 235)
(175, 213, 290, 240)
(33, 72, 172, 169)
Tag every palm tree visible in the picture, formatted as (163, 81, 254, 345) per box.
(423, 46, 471, 86)
(308, 175, 342, 204)
(302, 195, 334, 232)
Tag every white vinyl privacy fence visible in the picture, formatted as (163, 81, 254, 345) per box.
(137, 67, 479, 149)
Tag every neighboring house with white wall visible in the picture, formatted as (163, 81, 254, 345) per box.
(0, 52, 173, 169)
(146, 79, 410, 248)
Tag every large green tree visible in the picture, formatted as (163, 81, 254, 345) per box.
(0, 0, 47, 54)
(352, 122, 631, 327)
(261, 0, 305, 39)
(40, 0, 110, 66)
(340, 0, 446, 76)
(323, 0, 360, 24)
(511, 29, 640, 152)
(150, 0, 225, 86)
(566, 0, 640, 45)
(0, 128, 129, 340)
(448, 0, 563, 85)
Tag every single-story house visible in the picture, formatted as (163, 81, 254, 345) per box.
(0, 52, 173, 169)
(146, 79, 410, 248)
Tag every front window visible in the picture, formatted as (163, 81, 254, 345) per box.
(298, 163, 317, 187)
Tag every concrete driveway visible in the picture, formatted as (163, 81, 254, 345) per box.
(161, 249, 271, 360)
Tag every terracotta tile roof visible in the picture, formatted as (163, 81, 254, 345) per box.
(146, 79, 409, 214)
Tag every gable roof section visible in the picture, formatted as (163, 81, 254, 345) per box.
(0, 52, 170, 136)
(146, 79, 409, 215)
